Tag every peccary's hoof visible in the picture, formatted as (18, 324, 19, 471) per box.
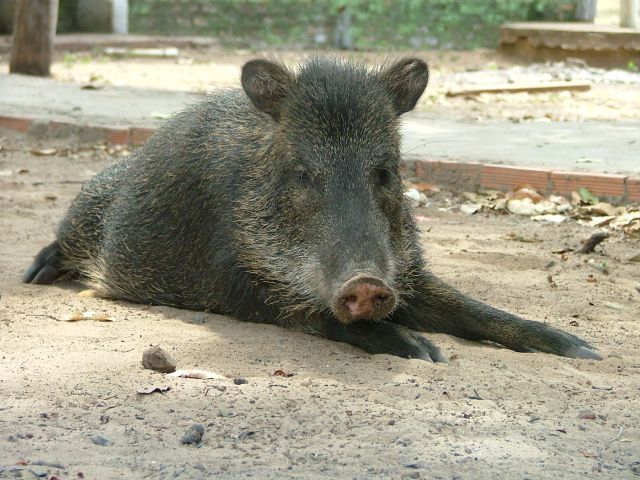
(23, 241, 63, 285)
(399, 331, 448, 363)
(571, 346, 603, 361)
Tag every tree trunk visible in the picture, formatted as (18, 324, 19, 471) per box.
(9, 0, 59, 76)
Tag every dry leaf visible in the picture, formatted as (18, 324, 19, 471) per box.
(137, 385, 171, 395)
(580, 202, 616, 217)
(166, 369, 226, 380)
(579, 449, 598, 459)
(460, 204, 481, 215)
(78, 289, 98, 297)
(532, 214, 567, 223)
(273, 369, 294, 377)
(59, 311, 114, 322)
(411, 182, 440, 193)
(509, 187, 543, 202)
(507, 198, 536, 216)
(30, 148, 57, 156)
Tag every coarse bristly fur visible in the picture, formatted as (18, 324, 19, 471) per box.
(23, 57, 603, 362)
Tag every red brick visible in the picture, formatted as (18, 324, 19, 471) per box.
(550, 171, 626, 198)
(130, 127, 156, 146)
(414, 160, 482, 192)
(480, 164, 551, 192)
(626, 177, 640, 202)
(103, 127, 130, 145)
(0, 115, 32, 132)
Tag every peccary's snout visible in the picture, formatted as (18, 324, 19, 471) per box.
(333, 274, 397, 323)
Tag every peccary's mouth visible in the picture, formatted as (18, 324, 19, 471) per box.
(332, 273, 397, 323)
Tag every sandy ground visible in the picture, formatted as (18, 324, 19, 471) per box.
(0, 132, 639, 479)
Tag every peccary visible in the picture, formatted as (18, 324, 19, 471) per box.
(23, 57, 601, 362)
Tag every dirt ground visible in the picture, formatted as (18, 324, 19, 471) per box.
(0, 131, 639, 479)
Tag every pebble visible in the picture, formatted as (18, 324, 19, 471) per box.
(578, 409, 597, 420)
(181, 424, 205, 445)
(142, 346, 177, 373)
(233, 378, 248, 385)
(90, 434, 112, 446)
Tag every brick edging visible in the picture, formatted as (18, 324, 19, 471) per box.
(2, 114, 639, 202)
(0, 115, 155, 147)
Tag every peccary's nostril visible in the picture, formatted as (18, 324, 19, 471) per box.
(334, 275, 397, 322)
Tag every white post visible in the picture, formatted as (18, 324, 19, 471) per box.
(112, 0, 128, 34)
(621, 0, 639, 28)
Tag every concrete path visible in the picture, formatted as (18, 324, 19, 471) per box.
(1, 73, 639, 198)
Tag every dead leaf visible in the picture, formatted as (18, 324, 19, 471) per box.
(586, 275, 597, 283)
(412, 182, 440, 193)
(166, 369, 226, 380)
(137, 385, 171, 395)
(604, 302, 625, 311)
(78, 289, 98, 297)
(460, 204, 481, 215)
(59, 311, 114, 322)
(30, 148, 58, 156)
(532, 214, 567, 223)
(461, 192, 480, 203)
(509, 187, 543, 202)
(579, 449, 598, 459)
(273, 369, 294, 377)
(580, 202, 616, 217)
(81, 84, 103, 90)
(507, 198, 536, 216)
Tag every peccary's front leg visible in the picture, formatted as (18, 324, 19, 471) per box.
(299, 315, 447, 362)
(394, 271, 602, 360)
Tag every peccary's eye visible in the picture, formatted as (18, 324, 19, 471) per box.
(293, 168, 313, 188)
(375, 168, 392, 187)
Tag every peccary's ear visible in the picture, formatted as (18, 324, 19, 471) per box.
(241, 59, 294, 121)
(380, 58, 429, 116)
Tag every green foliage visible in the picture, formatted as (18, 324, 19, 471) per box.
(124, 0, 577, 50)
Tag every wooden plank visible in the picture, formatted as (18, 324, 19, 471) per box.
(446, 81, 592, 97)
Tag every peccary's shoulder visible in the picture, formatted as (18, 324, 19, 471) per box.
(136, 89, 272, 169)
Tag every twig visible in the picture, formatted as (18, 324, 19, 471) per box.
(577, 232, 608, 254)
(605, 426, 624, 446)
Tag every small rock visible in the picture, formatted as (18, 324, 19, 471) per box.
(181, 424, 205, 445)
(142, 346, 177, 373)
(630, 461, 640, 475)
(388, 419, 396, 425)
(578, 409, 597, 420)
(90, 434, 112, 446)
(233, 378, 248, 385)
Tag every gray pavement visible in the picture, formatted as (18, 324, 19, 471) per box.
(1, 73, 639, 175)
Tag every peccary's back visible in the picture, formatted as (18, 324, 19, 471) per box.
(60, 90, 277, 312)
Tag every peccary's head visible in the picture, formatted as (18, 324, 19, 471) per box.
(236, 57, 428, 323)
